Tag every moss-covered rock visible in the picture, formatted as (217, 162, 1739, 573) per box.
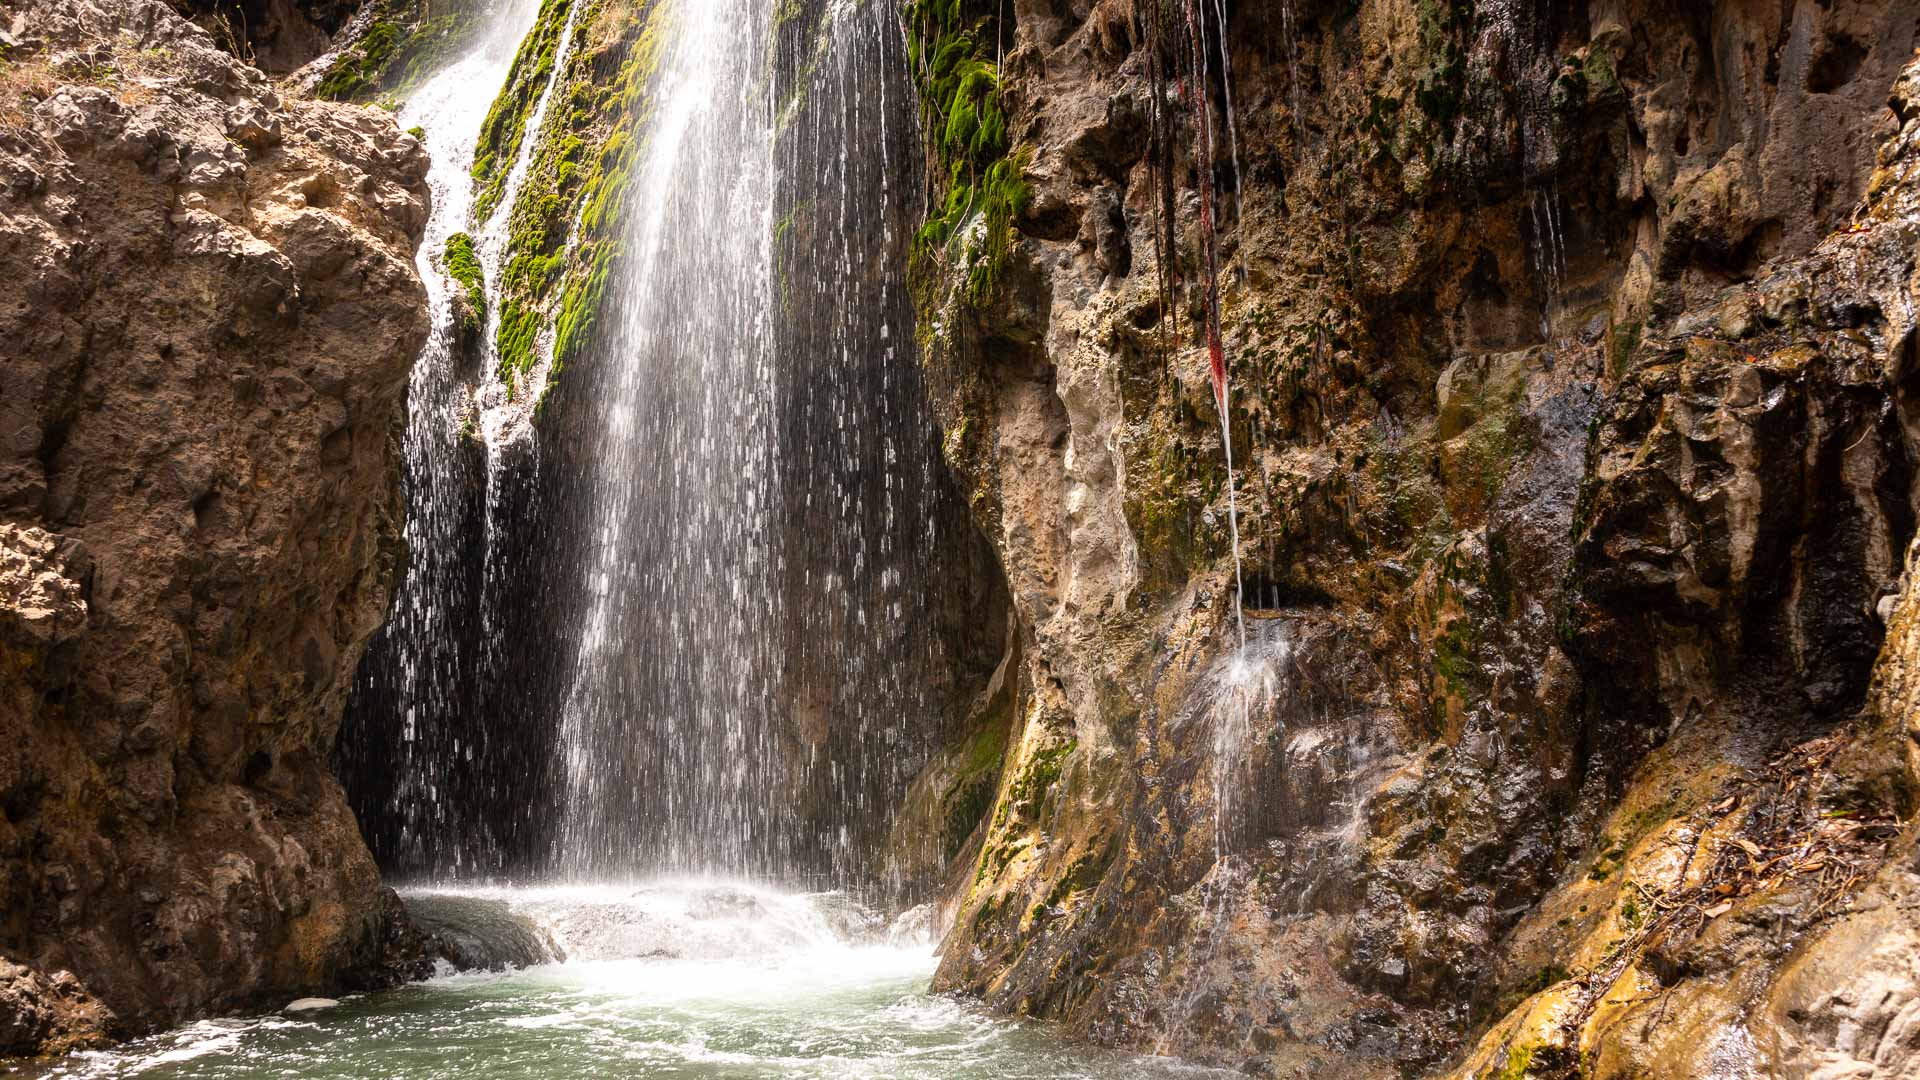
(443, 231, 486, 333)
(469, 0, 671, 395)
(310, 0, 489, 104)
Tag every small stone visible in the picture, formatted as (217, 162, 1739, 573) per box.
(225, 102, 282, 149)
(283, 997, 339, 1013)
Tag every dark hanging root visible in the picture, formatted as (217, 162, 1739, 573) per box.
(1136, 0, 1228, 414)
(1182, 0, 1227, 411)
(1138, 0, 1181, 369)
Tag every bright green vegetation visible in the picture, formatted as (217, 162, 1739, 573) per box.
(443, 232, 486, 332)
(905, 0, 1029, 303)
(1494, 1042, 1536, 1080)
(470, 0, 577, 222)
(314, 1, 485, 103)
(473, 0, 672, 395)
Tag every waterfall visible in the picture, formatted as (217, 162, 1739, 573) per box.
(551, 0, 782, 877)
(342, 0, 985, 894)
(540, 0, 967, 887)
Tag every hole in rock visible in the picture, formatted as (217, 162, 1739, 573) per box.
(1241, 575, 1334, 614)
(1129, 298, 1164, 330)
(320, 426, 353, 466)
(1808, 33, 1869, 94)
(193, 489, 221, 531)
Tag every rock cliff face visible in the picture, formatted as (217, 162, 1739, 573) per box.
(0, 0, 429, 1052)
(908, 0, 1920, 1076)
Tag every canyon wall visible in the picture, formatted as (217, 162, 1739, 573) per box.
(907, 1, 1920, 1076)
(0, 0, 430, 1052)
(18, 0, 1917, 1072)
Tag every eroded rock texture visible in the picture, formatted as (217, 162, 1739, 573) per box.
(0, 0, 429, 1052)
(910, 1, 1920, 1077)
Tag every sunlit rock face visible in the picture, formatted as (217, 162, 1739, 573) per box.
(0, 0, 430, 1051)
(909, 1, 1920, 1076)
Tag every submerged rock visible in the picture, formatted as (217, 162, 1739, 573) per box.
(403, 894, 564, 972)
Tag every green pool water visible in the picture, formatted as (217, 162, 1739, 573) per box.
(15, 886, 1217, 1080)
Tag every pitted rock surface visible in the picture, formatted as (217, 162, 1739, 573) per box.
(0, 0, 429, 1052)
(907, 3, 1920, 1078)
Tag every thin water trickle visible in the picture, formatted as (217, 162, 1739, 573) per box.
(1205, 2, 1251, 645)
(1164, 623, 1290, 1048)
(1279, 0, 1305, 149)
(1529, 185, 1570, 337)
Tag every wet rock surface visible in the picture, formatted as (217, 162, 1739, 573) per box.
(0, 0, 429, 1054)
(402, 894, 564, 971)
(909, 1, 1920, 1077)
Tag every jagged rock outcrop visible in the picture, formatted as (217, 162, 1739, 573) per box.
(0, 0, 430, 1052)
(907, 1, 1920, 1077)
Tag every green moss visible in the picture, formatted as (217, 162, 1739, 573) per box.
(1621, 798, 1674, 841)
(476, 0, 672, 398)
(494, 298, 544, 385)
(1494, 1042, 1536, 1080)
(315, 19, 402, 101)
(314, 4, 483, 104)
(1008, 739, 1074, 818)
(1460, 412, 1523, 504)
(1608, 319, 1642, 378)
(942, 777, 995, 858)
(904, 0, 1028, 305)
(1433, 612, 1475, 705)
(1411, 0, 1468, 127)
(1588, 836, 1626, 881)
(1041, 841, 1114, 910)
(471, 0, 577, 221)
(443, 231, 487, 332)
(933, 720, 1012, 858)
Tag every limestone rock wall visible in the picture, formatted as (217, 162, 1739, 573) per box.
(908, 1, 1920, 1076)
(0, 0, 429, 1052)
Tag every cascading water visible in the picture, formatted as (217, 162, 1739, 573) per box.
(342, 0, 985, 889)
(338, 0, 547, 878)
(546, 0, 978, 886)
(550, 0, 785, 878)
